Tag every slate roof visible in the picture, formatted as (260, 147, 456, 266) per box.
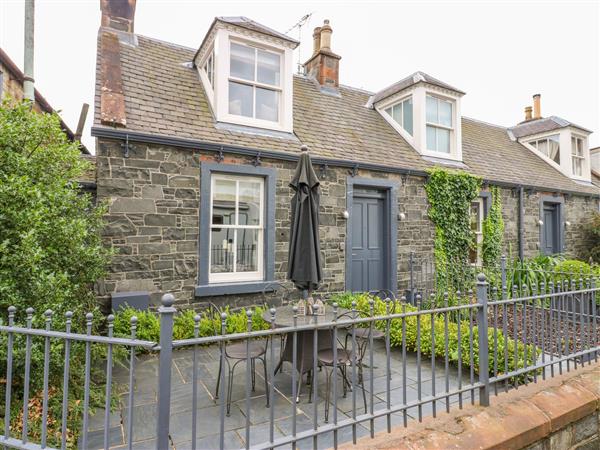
(369, 71, 465, 105)
(93, 31, 599, 196)
(509, 116, 593, 139)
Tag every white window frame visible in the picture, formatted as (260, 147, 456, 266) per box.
(384, 95, 413, 136)
(227, 40, 282, 124)
(203, 50, 214, 88)
(469, 197, 484, 266)
(425, 94, 454, 154)
(571, 135, 585, 176)
(209, 173, 265, 283)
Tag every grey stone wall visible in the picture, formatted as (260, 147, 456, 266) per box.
(96, 137, 598, 309)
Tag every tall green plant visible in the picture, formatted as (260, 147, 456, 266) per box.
(0, 100, 110, 446)
(424, 168, 481, 291)
(482, 186, 504, 266)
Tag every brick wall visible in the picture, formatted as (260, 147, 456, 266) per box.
(96, 138, 598, 308)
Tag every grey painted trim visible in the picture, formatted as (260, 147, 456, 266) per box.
(345, 177, 398, 295)
(539, 194, 565, 254)
(92, 126, 600, 199)
(195, 281, 275, 297)
(197, 162, 276, 296)
(480, 191, 492, 218)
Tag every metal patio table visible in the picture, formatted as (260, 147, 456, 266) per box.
(263, 305, 348, 401)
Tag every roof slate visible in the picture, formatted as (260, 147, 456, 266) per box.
(93, 32, 598, 196)
(509, 116, 592, 139)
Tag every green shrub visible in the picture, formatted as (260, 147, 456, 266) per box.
(330, 292, 538, 379)
(0, 101, 111, 447)
(114, 305, 270, 347)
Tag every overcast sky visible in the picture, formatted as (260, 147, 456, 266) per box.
(1, 0, 599, 153)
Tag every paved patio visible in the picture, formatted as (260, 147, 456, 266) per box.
(82, 340, 475, 450)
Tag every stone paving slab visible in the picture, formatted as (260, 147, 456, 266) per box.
(81, 342, 473, 450)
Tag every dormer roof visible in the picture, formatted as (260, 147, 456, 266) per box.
(217, 16, 300, 46)
(369, 71, 465, 106)
(509, 116, 592, 139)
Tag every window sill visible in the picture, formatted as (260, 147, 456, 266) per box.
(195, 281, 275, 297)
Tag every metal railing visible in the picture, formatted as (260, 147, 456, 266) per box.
(0, 275, 598, 450)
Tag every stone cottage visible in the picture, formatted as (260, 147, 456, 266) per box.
(93, 1, 599, 308)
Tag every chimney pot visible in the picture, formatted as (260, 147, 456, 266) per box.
(320, 19, 333, 50)
(533, 94, 541, 119)
(524, 106, 532, 121)
(312, 27, 322, 55)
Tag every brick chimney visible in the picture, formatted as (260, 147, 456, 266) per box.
(304, 20, 341, 88)
(533, 94, 541, 119)
(100, 0, 136, 33)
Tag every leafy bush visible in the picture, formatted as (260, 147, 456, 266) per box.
(330, 292, 538, 379)
(113, 305, 270, 347)
(0, 101, 110, 447)
(481, 186, 504, 267)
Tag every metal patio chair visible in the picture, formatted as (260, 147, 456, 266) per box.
(316, 310, 371, 423)
(210, 302, 270, 416)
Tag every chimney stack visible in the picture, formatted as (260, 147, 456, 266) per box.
(303, 19, 341, 88)
(533, 94, 541, 119)
(524, 106, 532, 121)
(100, 0, 136, 33)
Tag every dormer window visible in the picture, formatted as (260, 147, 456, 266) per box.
(384, 97, 413, 136)
(229, 42, 281, 122)
(528, 134, 560, 164)
(426, 95, 453, 153)
(194, 17, 298, 134)
(572, 135, 584, 176)
(371, 72, 464, 163)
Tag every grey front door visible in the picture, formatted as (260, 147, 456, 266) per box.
(350, 189, 386, 292)
(542, 203, 560, 254)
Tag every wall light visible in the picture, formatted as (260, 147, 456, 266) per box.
(398, 212, 406, 221)
(342, 210, 350, 219)
(537, 219, 544, 226)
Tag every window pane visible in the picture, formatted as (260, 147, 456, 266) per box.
(571, 137, 576, 155)
(438, 128, 450, 153)
(391, 104, 402, 124)
(577, 138, 583, 156)
(426, 96, 437, 123)
(385, 107, 393, 117)
(426, 125, 436, 151)
(210, 228, 234, 274)
(255, 87, 279, 122)
(257, 49, 280, 86)
(229, 81, 253, 117)
(537, 139, 548, 157)
(238, 180, 261, 225)
(548, 135, 560, 164)
(403, 98, 413, 135)
(236, 229, 259, 272)
(439, 100, 452, 127)
(212, 178, 236, 225)
(573, 157, 582, 176)
(470, 201, 481, 232)
(230, 43, 255, 81)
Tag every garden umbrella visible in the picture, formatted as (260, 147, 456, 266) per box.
(287, 145, 323, 296)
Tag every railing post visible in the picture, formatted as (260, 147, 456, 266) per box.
(500, 255, 507, 300)
(409, 251, 415, 304)
(476, 273, 490, 407)
(156, 293, 176, 450)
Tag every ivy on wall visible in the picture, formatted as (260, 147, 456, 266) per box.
(424, 168, 481, 289)
(482, 185, 505, 266)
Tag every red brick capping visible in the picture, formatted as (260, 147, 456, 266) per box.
(341, 362, 600, 450)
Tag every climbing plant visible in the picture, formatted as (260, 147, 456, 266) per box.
(481, 185, 505, 267)
(424, 168, 481, 291)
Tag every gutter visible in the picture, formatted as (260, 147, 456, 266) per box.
(91, 126, 600, 199)
(518, 186, 524, 261)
